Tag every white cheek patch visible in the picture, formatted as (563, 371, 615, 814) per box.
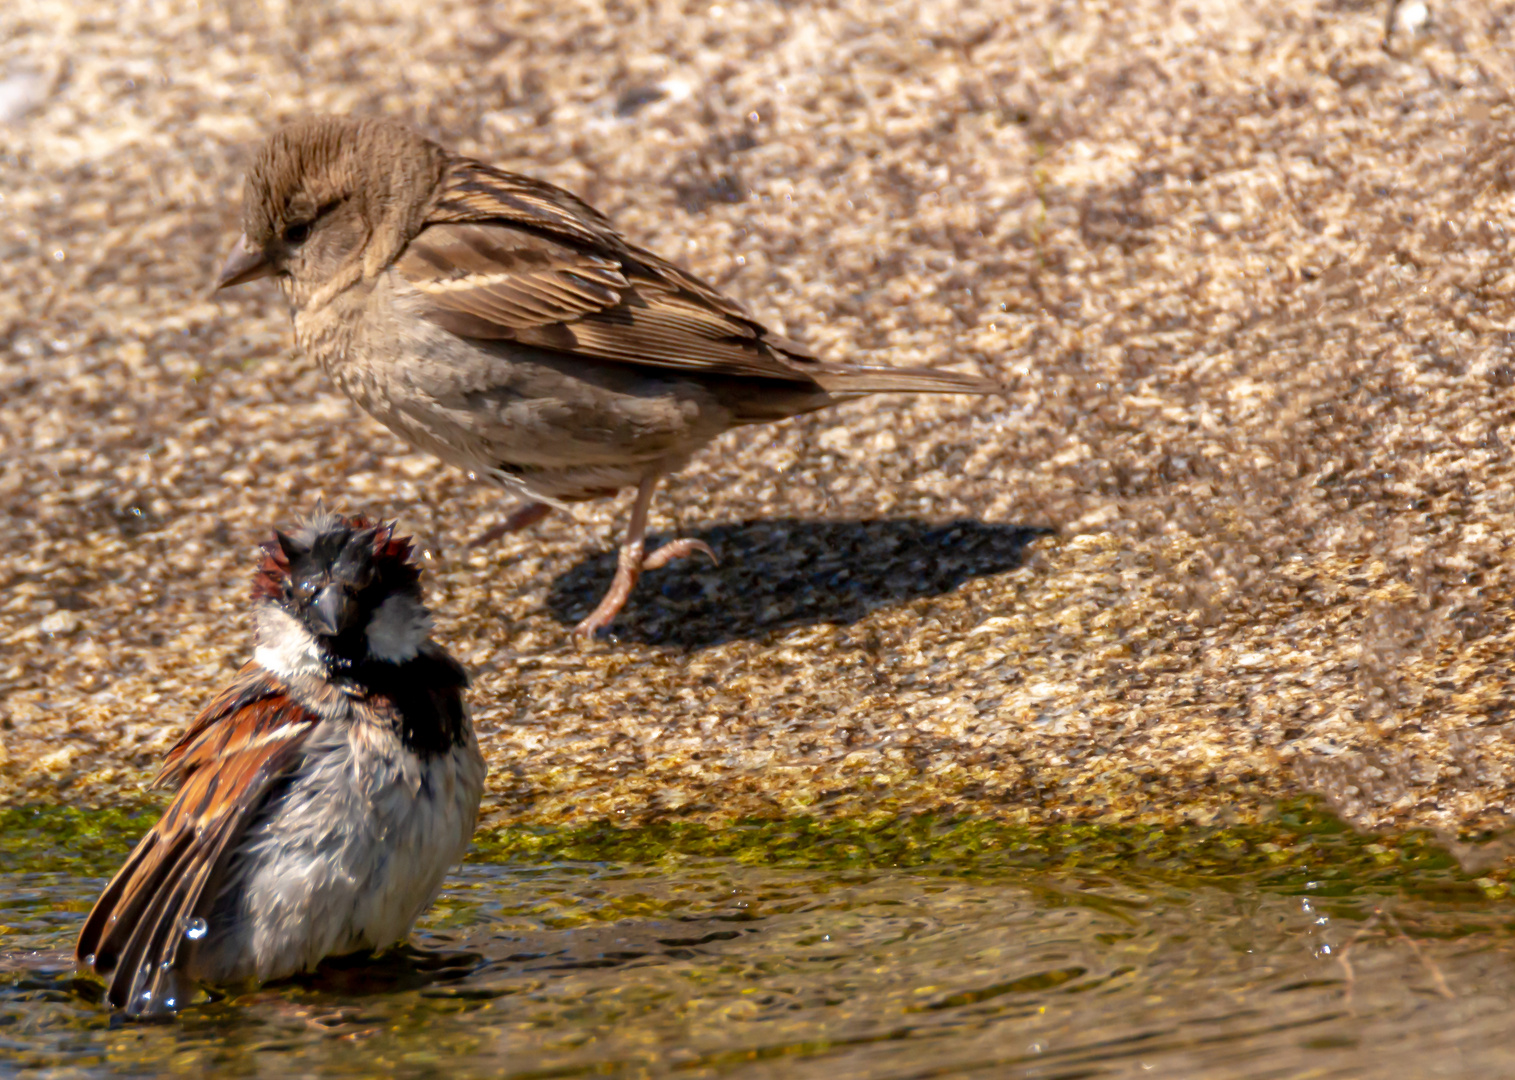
(365, 593, 432, 663)
(254, 607, 327, 680)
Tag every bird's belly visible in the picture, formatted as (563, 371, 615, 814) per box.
(191, 722, 485, 985)
(304, 292, 733, 503)
(337, 379, 661, 505)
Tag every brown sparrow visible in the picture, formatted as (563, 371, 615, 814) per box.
(75, 511, 485, 1017)
(216, 115, 1000, 638)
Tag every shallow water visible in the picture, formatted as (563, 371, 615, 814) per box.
(4, 819, 1514, 1079)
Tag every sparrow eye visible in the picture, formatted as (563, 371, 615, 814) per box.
(283, 221, 312, 245)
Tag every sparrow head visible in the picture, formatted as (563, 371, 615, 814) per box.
(217, 115, 446, 304)
(253, 509, 432, 673)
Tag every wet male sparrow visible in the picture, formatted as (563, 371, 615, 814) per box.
(216, 115, 1000, 638)
(76, 512, 485, 1017)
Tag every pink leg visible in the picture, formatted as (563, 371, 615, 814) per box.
(468, 501, 553, 549)
(574, 476, 716, 640)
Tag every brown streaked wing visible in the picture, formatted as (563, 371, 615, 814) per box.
(397, 224, 631, 333)
(76, 673, 319, 1016)
(428, 160, 622, 248)
(155, 663, 316, 785)
(403, 157, 824, 383)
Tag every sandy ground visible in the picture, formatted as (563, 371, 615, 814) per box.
(4, 0, 1515, 837)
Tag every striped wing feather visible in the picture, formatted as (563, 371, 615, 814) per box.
(402, 158, 827, 383)
(75, 667, 318, 1016)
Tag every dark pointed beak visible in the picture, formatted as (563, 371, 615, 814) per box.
(215, 233, 274, 290)
(310, 585, 358, 637)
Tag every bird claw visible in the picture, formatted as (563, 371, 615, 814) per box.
(572, 606, 620, 643)
(641, 538, 717, 571)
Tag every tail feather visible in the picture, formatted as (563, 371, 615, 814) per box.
(810, 364, 1002, 396)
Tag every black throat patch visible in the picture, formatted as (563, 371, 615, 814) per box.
(344, 650, 470, 757)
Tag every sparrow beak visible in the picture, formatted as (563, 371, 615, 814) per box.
(310, 585, 359, 637)
(215, 233, 274, 290)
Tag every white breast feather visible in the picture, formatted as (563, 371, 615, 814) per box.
(253, 607, 326, 680)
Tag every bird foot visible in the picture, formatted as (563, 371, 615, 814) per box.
(573, 538, 719, 641)
(468, 502, 552, 548)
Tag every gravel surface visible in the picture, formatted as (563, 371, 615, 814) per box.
(4, 0, 1515, 836)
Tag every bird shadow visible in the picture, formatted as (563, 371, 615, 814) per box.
(276, 943, 483, 998)
(545, 517, 1050, 649)
(268, 919, 762, 1004)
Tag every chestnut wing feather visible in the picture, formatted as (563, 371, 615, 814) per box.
(401, 158, 824, 383)
(76, 666, 319, 1016)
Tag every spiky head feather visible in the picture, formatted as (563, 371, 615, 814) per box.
(253, 509, 421, 603)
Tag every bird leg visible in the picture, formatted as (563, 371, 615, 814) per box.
(574, 475, 716, 640)
(468, 501, 553, 548)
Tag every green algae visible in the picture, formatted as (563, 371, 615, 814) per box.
(4, 798, 1504, 901)
(469, 801, 1505, 900)
(0, 801, 166, 878)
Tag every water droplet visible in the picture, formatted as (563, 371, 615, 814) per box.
(165, 997, 176, 1009)
(182, 917, 208, 941)
(139, 990, 152, 1003)
(83, 953, 96, 966)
